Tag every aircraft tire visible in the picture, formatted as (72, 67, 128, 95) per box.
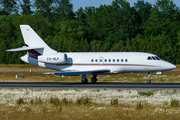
(91, 77, 97, 83)
(147, 80, 151, 83)
(82, 78, 88, 84)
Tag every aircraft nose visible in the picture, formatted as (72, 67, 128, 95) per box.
(166, 62, 176, 70)
(171, 64, 176, 70)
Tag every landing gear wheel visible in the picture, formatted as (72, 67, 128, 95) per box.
(91, 77, 97, 83)
(147, 80, 151, 83)
(82, 78, 88, 84)
(81, 75, 88, 84)
(147, 72, 151, 83)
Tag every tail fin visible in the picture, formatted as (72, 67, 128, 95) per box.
(20, 25, 57, 55)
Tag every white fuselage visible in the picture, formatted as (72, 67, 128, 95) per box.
(20, 52, 176, 74)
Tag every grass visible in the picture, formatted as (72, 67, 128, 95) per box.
(30, 99, 34, 104)
(35, 97, 43, 104)
(1, 101, 180, 120)
(50, 97, 60, 106)
(16, 97, 24, 105)
(0, 70, 180, 83)
(136, 102, 143, 110)
(2, 87, 180, 119)
(97, 88, 100, 92)
(50, 97, 73, 106)
(76, 97, 91, 105)
(170, 98, 179, 107)
(138, 91, 154, 96)
(0, 64, 180, 83)
(110, 98, 118, 105)
(74, 88, 81, 92)
(0, 64, 47, 70)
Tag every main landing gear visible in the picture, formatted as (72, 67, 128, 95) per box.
(147, 72, 151, 83)
(81, 75, 88, 84)
(91, 74, 97, 83)
(81, 74, 97, 84)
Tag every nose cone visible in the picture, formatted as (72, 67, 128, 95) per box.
(168, 63, 176, 70)
(171, 64, 176, 70)
(162, 61, 176, 71)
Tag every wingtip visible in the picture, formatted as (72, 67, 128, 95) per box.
(6, 49, 12, 51)
(20, 25, 30, 28)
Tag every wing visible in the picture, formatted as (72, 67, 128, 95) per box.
(54, 69, 110, 76)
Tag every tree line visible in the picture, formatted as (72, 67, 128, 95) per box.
(0, 0, 180, 64)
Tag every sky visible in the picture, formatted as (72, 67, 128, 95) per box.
(71, 0, 180, 12)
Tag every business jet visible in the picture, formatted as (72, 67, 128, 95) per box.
(6, 25, 176, 83)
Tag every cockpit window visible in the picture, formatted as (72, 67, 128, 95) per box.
(155, 56, 159, 60)
(148, 57, 152, 60)
(147, 56, 161, 60)
(155, 56, 161, 60)
(152, 56, 156, 60)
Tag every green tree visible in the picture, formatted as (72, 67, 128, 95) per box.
(20, 0, 33, 15)
(110, 40, 125, 52)
(76, 7, 86, 25)
(134, 0, 152, 31)
(155, 0, 178, 22)
(0, 0, 18, 14)
(34, 0, 54, 19)
(53, 0, 75, 21)
(112, 0, 140, 38)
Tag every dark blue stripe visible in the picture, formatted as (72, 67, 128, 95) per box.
(54, 72, 92, 75)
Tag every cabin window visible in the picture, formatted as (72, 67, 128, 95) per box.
(100, 59, 102, 62)
(109, 59, 111, 62)
(105, 59, 107, 62)
(113, 59, 115, 62)
(91, 59, 94, 62)
(125, 59, 128, 62)
(95, 59, 98, 62)
(117, 59, 119, 62)
(121, 59, 123, 62)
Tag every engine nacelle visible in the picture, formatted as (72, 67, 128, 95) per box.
(38, 53, 67, 64)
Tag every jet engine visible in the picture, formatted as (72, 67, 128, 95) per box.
(38, 53, 67, 64)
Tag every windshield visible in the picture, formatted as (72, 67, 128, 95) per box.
(147, 56, 162, 60)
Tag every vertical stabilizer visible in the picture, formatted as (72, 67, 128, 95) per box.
(20, 25, 57, 55)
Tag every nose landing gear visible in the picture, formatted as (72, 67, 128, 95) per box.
(147, 80, 151, 83)
(147, 72, 151, 83)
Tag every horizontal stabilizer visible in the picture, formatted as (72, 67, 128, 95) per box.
(6, 46, 44, 52)
(54, 69, 110, 76)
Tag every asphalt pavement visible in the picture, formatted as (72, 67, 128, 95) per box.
(0, 82, 180, 90)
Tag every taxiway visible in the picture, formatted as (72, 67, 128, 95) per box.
(0, 82, 180, 90)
